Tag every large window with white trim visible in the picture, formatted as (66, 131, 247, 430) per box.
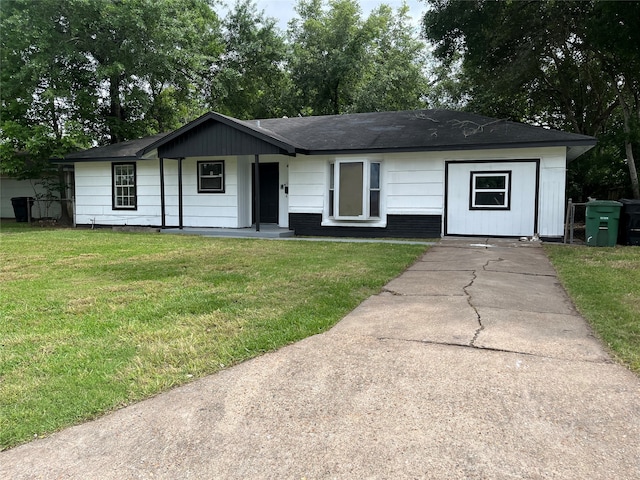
(112, 163, 136, 210)
(329, 160, 381, 220)
(470, 171, 511, 210)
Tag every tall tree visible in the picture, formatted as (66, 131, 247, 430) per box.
(423, 0, 639, 198)
(210, 0, 291, 119)
(350, 3, 429, 113)
(288, 0, 429, 115)
(288, 0, 372, 115)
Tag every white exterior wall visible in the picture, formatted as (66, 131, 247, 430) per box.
(442, 146, 567, 237)
(71, 146, 567, 235)
(74, 155, 292, 228)
(288, 146, 567, 237)
(75, 160, 162, 226)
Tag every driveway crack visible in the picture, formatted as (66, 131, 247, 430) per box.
(465, 260, 493, 347)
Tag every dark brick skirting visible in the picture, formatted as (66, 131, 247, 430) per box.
(289, 213, 442, 238)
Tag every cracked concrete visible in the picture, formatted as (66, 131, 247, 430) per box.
(2, 237, 639, 480)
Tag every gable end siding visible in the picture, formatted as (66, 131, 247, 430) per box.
(158, 121, 287, 158)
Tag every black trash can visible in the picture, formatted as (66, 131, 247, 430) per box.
(618, 198, 640, 246)
(10, 197, 34, 222)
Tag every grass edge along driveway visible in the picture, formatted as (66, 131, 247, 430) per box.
(0, 225, 427, 450)
(545, 244, 640, 375)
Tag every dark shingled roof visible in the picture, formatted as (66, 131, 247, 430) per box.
(57, 110, 596, 162)
(63, 133, 169, 161)
(243, 110, 596, 156)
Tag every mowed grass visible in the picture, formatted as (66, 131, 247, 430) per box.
(545, 244, 640, 373)
(0, 223, 427, 450)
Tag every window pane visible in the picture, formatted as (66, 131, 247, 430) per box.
(201, 163, 222, 176)
(329, 191, 334, 217)
(329, 163, 334, 189)
(475, 175, 505, 189)
(475, 192, 506, 206)
(201, 177, 222, 191)
(370, 190, 380, 217)
(370, 163, 380, 189)
(339, 162, 363, 216)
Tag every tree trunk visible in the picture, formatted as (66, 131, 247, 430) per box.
(617, 81, 640, 199)
(109, 74, 123, 144)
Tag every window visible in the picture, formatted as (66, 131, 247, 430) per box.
(470, 171, 511, 209)
(198, 161, 225, 193)
(112, 163, 136, 210)
(329, 160, 381, 220)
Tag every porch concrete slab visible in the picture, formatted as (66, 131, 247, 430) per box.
(2, 334, 638, 480)
(475, 307, 611, 362)
(329, 295, 478, 346)
(383, 270, 474, 296)
(468, 269, 576, 315)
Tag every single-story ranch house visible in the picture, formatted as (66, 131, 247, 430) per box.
(55, 109, 596, 239)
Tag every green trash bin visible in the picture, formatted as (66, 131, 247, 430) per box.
(585, 200, 622, 247)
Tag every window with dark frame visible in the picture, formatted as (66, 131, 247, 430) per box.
(112, 163, 136, 210)
(470, 171, 511, 210)
(198, 160, 225, 193)
(329, 160, 381, 219)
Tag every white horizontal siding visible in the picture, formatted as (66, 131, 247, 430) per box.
(288, 155, 326, 214)
(74, 161, 162, 226)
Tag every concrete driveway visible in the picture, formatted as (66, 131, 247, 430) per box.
(2, 238, 639, 479)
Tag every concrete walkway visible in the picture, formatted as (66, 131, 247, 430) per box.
(2, 238, 639, 479)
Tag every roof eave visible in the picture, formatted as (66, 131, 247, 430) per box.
(303, 139, 598, 157)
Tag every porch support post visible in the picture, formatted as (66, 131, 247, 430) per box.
(159, 157, 166, 228)
(178, 157, 184, 229)
(254, 154, 260, 232)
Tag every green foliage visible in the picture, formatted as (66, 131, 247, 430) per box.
(209, 0, 292, 119)
(423, 0, 640, 198)
(288, 0, 429, 115)
(545, 245, 640, 374)
(0, 227, 426, 449)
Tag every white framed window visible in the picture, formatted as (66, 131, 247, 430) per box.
(329, 159, 381, 220)
(198, 160, 225, 193)
(112, 163, 136, 210)
(470, 171, 511, 210)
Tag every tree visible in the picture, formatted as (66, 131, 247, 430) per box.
(422, 0, 639, 198)
(349, 3, 429, 113)
(288, 0, 429, 115)
(209, 0, 291, 119)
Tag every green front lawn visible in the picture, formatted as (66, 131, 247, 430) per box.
(0, 223, 427, 450)
(545, 244, 640, 374)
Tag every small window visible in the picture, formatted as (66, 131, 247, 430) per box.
(329, 160, 381, 220)
(112, 163, 136, 210)
(198, 161, 225, 193)
(470, 171, 511, 209)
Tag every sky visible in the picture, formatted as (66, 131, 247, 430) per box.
(252, 0, 427, 30)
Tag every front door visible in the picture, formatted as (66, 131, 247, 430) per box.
(252, 162, 279, 224)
